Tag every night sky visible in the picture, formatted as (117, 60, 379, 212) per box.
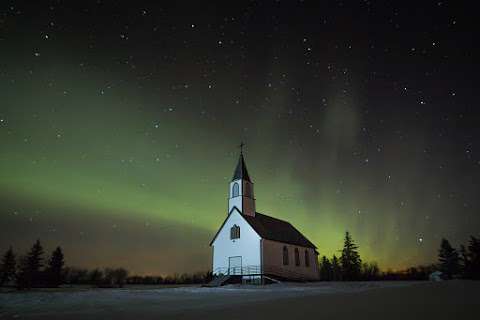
(0, 1, 478, 275)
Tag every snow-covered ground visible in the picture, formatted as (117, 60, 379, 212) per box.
(0, 281, 477, 319)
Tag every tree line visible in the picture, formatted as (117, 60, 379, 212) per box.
(66, 269, 212, 286)
(2, 234, 479, 288)
(318, 231, 380, 281)
(319, 232, 480, 281)
(436, 236, 480, 280)
(0, 240, 65, 289)
(0, 239, 212, 290)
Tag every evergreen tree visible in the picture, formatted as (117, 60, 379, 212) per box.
(103, 268, 115, 286)
(16, 256, 29, 289)
(46, 247, 65, 287)
(64, 267, 89, 285)
(361, 262, 380, 280)
(340, 231, 362, 280)
(112, 268, 129, 288)
(459, 244, 469, 278)
(16, 239, 44, 289)
(319, 256, 333, 281)
(88, 268, 104, 287)
(467, 236, 480, 279)
(438, 238, 460, 279)
(0, 247, 16, 286)
(331, 255, 342, 281)
(103, 268, 129, 287)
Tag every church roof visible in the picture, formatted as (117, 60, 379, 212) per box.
(232, 153, 251, 182)
(242, 212, 317, 249)
(209, 207, 316, 249)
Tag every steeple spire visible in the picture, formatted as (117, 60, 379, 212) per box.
(228, 143, 256, 216)
(232, 153, 251, 182)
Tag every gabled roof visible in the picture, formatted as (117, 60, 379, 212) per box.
(232, 153, 251, 182)
(243, 212, 317, 249)
(209, 207, 316, 249)
(209, 206, 242, 246)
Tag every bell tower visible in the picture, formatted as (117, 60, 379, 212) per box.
(228, 144, 255, 216)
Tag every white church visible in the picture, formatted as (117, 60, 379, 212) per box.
(209, 150, 320, 284)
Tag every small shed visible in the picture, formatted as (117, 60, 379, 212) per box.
(429, 271, 443, 281)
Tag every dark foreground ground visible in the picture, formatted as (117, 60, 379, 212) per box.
(0, 281, 478, 319)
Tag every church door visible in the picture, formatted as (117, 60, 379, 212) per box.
(228, 256, 242, 275)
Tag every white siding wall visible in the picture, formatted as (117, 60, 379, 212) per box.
(212, 210, 261, 274)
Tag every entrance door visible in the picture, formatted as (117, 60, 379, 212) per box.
(228, 256, 242, 275)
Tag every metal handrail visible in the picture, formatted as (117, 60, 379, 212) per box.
(213, 264, 314, 280)
(214, 265, 262, 276)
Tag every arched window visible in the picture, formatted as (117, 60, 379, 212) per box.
(230, 225, 240, 239)
(295, 248, 300, 266)
(304, 250, 310, 267)
(283, 246, 289, 265)
(232, 182, 240, 197)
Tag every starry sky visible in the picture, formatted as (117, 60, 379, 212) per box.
(0, 1, 478, 275)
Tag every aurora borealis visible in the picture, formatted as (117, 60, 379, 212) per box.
(0, 1, 478, 275)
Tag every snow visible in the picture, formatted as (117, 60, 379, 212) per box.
(0, 281, 477, 319)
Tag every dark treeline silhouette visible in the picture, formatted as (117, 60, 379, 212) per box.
(382, 234, 480, 281)
(437, 236, 480, 280)
(319, 231, 380, 281)
(379, 264, 437, 281)
(1, 240, 66, 289)
(0, 246, 16, 286)
(0, 239, 213, 290)
(64, 267, 212, 286)
(318, 232, 480, 281)
(126, 272, 213, 285)
(63, 267, 130, 288)
(2, 235, 479, 288)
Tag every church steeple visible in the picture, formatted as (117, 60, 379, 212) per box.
(232, 152, 251, 182)
(228, 144, 256, 217)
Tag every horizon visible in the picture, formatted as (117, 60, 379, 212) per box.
(5, 232, 464, 277)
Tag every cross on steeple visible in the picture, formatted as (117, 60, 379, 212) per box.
(232, 142, 251, 182)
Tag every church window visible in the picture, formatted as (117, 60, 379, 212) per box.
(295, 248, 300, 266)
(283, 246, 289, 265)
(230, 225, 240, 239)
(232, 182, 240, 197)
(305, 250, 310, 267)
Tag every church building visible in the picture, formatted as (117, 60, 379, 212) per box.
(209, 151, 320, 284)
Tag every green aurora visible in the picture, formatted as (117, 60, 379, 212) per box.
(1, 1, 478, 275)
